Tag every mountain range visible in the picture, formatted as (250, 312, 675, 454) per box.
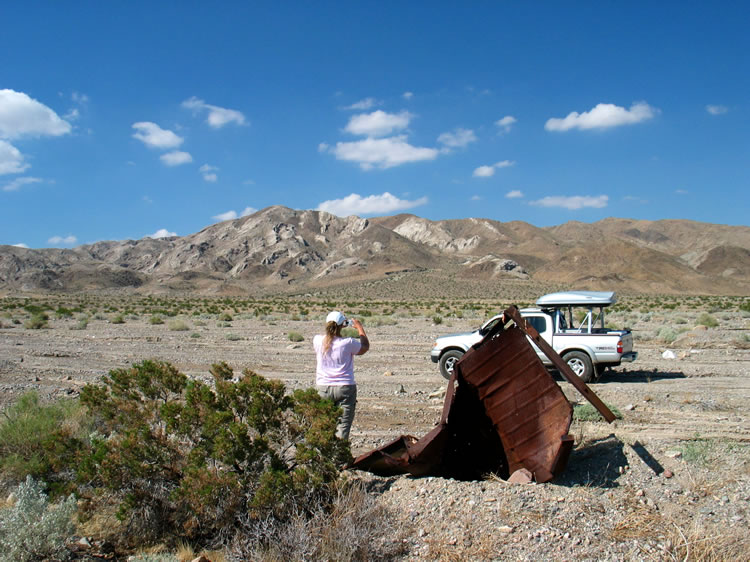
(1, 206, 748, 296)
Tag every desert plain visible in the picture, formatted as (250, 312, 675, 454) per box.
(1, 290, 749, 560)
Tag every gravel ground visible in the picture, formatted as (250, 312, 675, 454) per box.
(1, 304, 749, 560)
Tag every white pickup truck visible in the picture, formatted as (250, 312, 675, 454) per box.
(430, 291, 637, 382)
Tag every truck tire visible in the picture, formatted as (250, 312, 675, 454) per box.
(563, 351, 594, 383)
(439, 350, 464, 380)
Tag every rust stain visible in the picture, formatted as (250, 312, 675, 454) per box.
(351, 305, 613, 482)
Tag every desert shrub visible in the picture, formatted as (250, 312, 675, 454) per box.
(432, 315, 443, 325)
(696, 312, 718, 328)
(218, 312, 233, 322)
(228, 480, 406, 561)
(111, 314, 125, 324)
(76, 360, 349, 548)
(149, 315, 164, 325)
(226, 333, 243, 341)
(0, 475, 77, 562)
(288, 331, 304, 342)
(24, 313, 48, 330)
(55, 306, 74, 319)
(0, 392, 85, 490)
(657, 327, 678, 343)
(70, 315, 89, 330)
(168, 319, 190, 331)
(680, 436, 713, 465)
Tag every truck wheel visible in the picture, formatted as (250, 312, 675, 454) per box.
(439, 350, 464, 380)
(563, 351, 594, 383)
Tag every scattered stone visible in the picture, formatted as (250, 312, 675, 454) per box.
(383, 370, 394, 376)
(662, 350, 677, 359)
(665, 450, 682, 459)
(663, 469, 674, 478)
(508, 468, 533, 484)
(498, 525, 514, 534)
(396, 384, 406, 394)
(624, 403, 635, 411)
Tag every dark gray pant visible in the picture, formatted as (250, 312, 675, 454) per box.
(317, 384, 357, 440)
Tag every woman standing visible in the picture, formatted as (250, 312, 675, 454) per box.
(313, 311, 369, 440)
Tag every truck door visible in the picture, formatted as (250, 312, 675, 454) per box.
(525, 314, 551, 364)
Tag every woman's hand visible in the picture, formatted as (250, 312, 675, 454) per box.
(351, 318, 370, 354)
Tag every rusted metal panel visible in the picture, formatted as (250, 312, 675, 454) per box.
(351, 305, 613, 482)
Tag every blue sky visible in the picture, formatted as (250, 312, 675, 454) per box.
(1, 1, 748, 249)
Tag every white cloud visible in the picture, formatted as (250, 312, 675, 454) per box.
(496, 115, 517, 134)
(212, 206, 257, 222)
(317, 192, 428, 216)
(675, 189, 689, 195)
(182, 96, 246, 128)
(344, 98, 380, 110)
(473, 165, 496, 178)
(146, 228, 176, 239)
(160, 151, 193, 166)
(706, 104, 728, 115)
(328, 135, 438, 170)
(0, 140, 30, 175)
(2, 176, 42, 192)
(402, 91, 414, 100)
(506, 190, 523, 199)
(545, 102, 657, 131)
(530, 195, 609, 210)
(471, 195, 482, 201)
(200, 163, 218, 182)
(344, 110, 413, 137)
(472, 160, 515, 177)
(0, 89, 72, 139)
(132, 122, 184, 149)
(318, 142, 329, 152)
(213, 210, 238, 221)
(12, 242, 29, 248)
(437, 127, 477, 148)
(48, 235, 77, 245)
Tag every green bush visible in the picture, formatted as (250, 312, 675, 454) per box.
(0, 392, 85, 490)
(77, 360, 349, 546)
(149, 315, 164, 325)
(696, 313, 718, 328)
(288, 331, 304, 342)
(111, 314, 125, 324)
(0, 476, 77, 562)
(24, 313, 48, 330)
(432, 315, 443, 325)
(218, 312, 233, 322)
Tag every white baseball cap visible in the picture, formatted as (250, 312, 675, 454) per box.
(326, 311, 347, 325)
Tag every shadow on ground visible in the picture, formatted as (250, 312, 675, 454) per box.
(555, 434, 628, 488)
(601, 368, 686, 383)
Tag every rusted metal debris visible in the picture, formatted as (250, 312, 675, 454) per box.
(351, 305, 615, 482)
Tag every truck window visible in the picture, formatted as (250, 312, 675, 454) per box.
(527, 316, 547, 334)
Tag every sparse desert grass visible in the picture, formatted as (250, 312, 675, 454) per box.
(696, 312, 719, 328)
(288, 331, 304, 342)
(149, 315, 164, 325)
(226, 333, 243, 341)
(572, 402, 623, 422)
(168, 319, 190, 331)
(24, 313, 48, 330)
(110, 314, 125, 324)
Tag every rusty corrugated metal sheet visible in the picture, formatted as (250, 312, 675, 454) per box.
(351, 305, 613, 482)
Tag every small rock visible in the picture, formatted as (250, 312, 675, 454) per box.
(396, 384, 406, 394)
(418, 528, 427, 537)
(663, 469, 674, 478)
(383, 371, 394, 377)
(665, 450, 682, 459)
(498, 525, 514, 533)
(508, 468, 533, 484)
(624, 404, 635, 411)
(635, 489, 645, 497)
(662, 350, 677, 359)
